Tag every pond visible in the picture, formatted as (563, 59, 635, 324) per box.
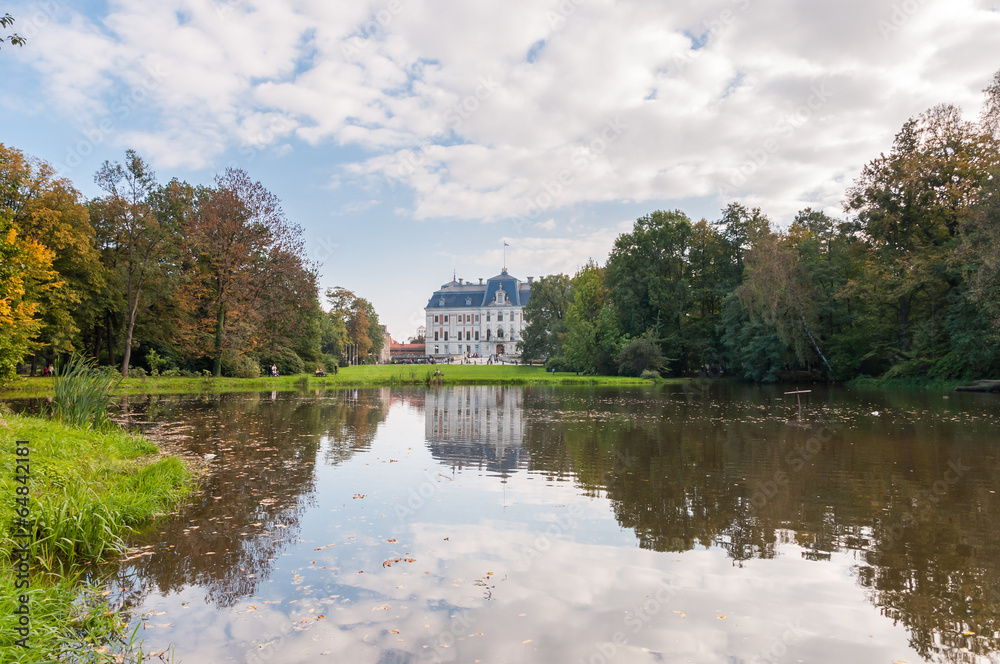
(46, 384, 1000, 662)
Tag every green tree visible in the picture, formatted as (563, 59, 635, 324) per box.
(93, 150, 170, 376)
(518, 273, 571, 361)
(563, 261, 621, 374)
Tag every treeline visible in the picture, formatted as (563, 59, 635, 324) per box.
(520, 73, 1000, 381)
(0, 147, 383, 383)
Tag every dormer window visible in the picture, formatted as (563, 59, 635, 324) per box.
(466, 297, 472, 306)
(439, 297, 445, 306)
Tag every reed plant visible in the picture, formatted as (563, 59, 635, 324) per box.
(48, 353, 121, 429)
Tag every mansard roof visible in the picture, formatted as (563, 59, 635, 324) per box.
(426, 268, 532, 309)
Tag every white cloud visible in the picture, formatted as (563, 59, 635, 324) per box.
(13, 0, 1000, 222)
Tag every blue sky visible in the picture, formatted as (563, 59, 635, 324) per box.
(3, 0, 999, 339)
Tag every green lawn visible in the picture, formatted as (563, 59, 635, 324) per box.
(2, 364, 664, 397)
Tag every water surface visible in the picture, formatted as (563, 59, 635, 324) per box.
(57, 384, 1000, 662)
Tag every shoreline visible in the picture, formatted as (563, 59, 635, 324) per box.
(0, 365, 663, 398)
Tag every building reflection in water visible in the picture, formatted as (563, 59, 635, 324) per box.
(424, 386, 528, 476)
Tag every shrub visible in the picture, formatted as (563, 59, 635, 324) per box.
(146, 348, 166, 376)
(640, 369, 661, 380)
(261, 346, 304, 375)
(615, 331, 665, 377)
(221, 352, 261, 378)
(544, 356, 574, 372)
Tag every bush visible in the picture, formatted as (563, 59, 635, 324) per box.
(261, 346, 304, 375)
(640, 369, 661, 380)
(615, 331, 664, 377)
(221, 352, 261, 378)
(544, 356, 574, 373)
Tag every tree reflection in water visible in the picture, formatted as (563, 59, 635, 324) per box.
(98, 390, 388, 610)
(518, 384, 1000, 664)
(65, 384, 1000, 663)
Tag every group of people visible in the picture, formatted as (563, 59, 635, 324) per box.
(268, 364, 279, 377)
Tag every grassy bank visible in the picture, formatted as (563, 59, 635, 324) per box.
(2, 364, 661, 397)
(0, 412, 193, 663)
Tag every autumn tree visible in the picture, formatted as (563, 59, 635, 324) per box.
(1, 145, 103, 372)
(187, 168, 310, 376)
(324, 287, 383, 364)
(93, 150, 171, 376)
(0, 212, 59, 383)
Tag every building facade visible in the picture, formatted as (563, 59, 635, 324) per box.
(424, 269, 533, 359)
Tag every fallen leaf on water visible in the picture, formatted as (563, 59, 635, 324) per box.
(717, 614, 726, 619)
(523, 639, 532, 644)
(673, 610, 686, 618)
(390, 630, 400, 634)
(374, 605, 390, 611)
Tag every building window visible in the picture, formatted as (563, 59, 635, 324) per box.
(434, 331, 439, 341)
(475, 315, 479, 323)
(466, 314, 471, 322)
(498, 312, 503, 322)
(465, 297, 472, 305)
(444, 315, 449, 323)
(486, 312, 491, 322)
(486, 329, 492, 340)
(444, 331, 449, 341)
(497, 328, 504, 338)
(434, 345, 439, 354)
(474, 330, 479, 340)
(434, 315, 439, 323)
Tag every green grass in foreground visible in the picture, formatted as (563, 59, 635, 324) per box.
(0, 412, 193, 663)
(2, 363, 664, 397)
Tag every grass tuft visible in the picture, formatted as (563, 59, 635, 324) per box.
(48, 353, 122, 429)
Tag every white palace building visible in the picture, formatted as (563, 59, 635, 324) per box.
(424, 268, 533, 360)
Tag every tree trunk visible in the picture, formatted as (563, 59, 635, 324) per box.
(93, 322, 102, 361)
(213, 301, 226, 377)
(898, 295, 910, 352)
(121, 305, 138, 377)
(106, 312, 115, 368)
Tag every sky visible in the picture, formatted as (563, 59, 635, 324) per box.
(3, 0, 999, 340)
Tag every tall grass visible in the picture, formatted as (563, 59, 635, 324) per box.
(0, 413, 193, 661)
(48, 353, 121, 429)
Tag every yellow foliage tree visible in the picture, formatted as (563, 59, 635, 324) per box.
(0, 213, 61, 383)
